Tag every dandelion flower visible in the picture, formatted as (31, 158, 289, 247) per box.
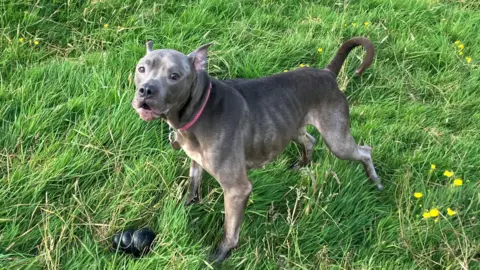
(454, 40, 461, 45)
(364, 21, 370, 27)
(453, 178, 463, 187)
(443, 170, 454, 177)
(33, 40, 39, 45)
(283, 69, 288, 72)
(458, 44, 464, 50)
(466, 57, 472, 63)
(299, 64, 305, 68)
(104, 23, 109, 28)
(431, 164, 436, 170)
(459, 51, 464, 55)
(413, 192, 423, 199)
(423, 212, 431, 219)
(447, 208, 457, 216)
(19, 38, 24, 43)
(317, 48, 323, 53)
(429, 208, 439, 217)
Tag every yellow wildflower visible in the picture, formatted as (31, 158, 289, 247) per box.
(283, 69, 288, 72)
(413, 192, 423, 199)
(429, 208, 439, 217)
(443, 170, 454, 177)
(33, 40, 39, 45)
(459, 51, 463, 55)
(430, 164, 436, 170)
(453, 178, 463, 187)
(466, 57, 472, 63)
(458, 44, 464, 50)
(299, 64, 305, 68)
(423, 212, 431, 219)
(19, 38, 24, 43)
(104, 23, 109, 28)
(364, 21, 370, 27)
(454, 40, 461, 45)
(447, 208, 457, 216)
(317, 48, 323, 53)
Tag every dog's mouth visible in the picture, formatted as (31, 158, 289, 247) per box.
(140, 102, 151, 111)
(134, 101, 168, 121)
(135, 102, 159, 121)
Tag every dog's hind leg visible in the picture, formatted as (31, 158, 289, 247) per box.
(292, 127, 316, 169)
(311, 93, 383, 190)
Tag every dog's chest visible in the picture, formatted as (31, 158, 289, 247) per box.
(171, 130, 204, 167)
(182, 143, 203, 167)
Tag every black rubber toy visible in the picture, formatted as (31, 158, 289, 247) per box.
(112, 228, 156, 257)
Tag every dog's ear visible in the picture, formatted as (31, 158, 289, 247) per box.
(188, 42, 214, 71)
(146, 40, 153, 53)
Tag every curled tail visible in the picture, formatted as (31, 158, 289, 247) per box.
(325, 37, 375, 77)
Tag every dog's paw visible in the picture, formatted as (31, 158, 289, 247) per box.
(369, 177, 384, 191)
(185, 195, 199, 207)
(210, 245, 232, 263)
(290, 160, 309, 170)
(376, 183, 384, 191)
(290, 163, 300, 170)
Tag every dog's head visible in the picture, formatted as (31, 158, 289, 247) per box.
(132, 41, 213, 121)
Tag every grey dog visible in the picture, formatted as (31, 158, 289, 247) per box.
(131, 37, 383, 262)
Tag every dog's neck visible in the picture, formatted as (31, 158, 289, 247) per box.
(165, 71, 210, 130)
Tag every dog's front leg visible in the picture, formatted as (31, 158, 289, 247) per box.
(185, 160, 203, 206)
(211, 169, 252, 262)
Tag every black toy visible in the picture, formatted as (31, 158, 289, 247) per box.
(112, 228, 156, 257)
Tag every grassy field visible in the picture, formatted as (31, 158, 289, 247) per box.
(1, 0, 479, 269)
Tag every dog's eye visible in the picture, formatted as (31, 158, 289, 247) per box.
(169, 73, 180, 80)
(138, 66, 145, 73)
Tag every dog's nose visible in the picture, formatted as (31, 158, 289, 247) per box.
(138, 84, 157, 98)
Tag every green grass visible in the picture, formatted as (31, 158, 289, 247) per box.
(1, 0, 479, 269)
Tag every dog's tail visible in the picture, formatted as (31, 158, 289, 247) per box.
(325, 37, 375, 77)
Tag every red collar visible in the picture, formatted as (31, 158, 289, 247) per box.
(178, 82, 212, 131)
